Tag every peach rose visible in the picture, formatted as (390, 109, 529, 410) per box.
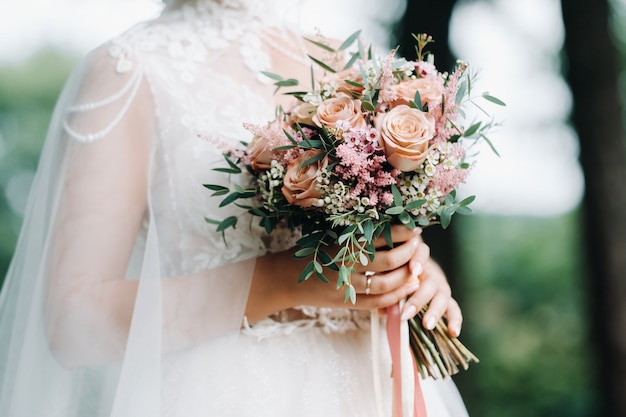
(247, 121, 285, 171)
(281, 150, 328, 208)
(312, 96, 367, 130)
(247, 136, 273, 171)
(321, 67, 364, 95)
(290, 102, 317, 126)
(376, 105, 435, 172)
(390, 76, 444, 109)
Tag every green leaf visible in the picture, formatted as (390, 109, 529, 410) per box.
(343, 52, 360, 71)
(219, 192, 242, 207)
(482, 93, 506, 106)
(260, 71, 285, 81)
(413, 90, 424, 111)
(359, 251, 369, 266)
(391, 184, 403, 206)
(204, 217, 221, 225)
(463, 122, 482, 137)
(405, 199, 427, 211)
(362, 220, 374, 242)
(345, 284, 357, 304)
(216, 216, 238, 232)
(383, 223, 394, 249)
(417, 217, 430, 226)
(339, 30, 362, 51)
(294, 247, 316, 258)
(398, 211, 412, 225)
(220, 191, 241, 207)
(313, 260, 323, 274)
(455, 206, 473, 215)
(276, 79, 299, 87)
(455, 81, 468, 104)
(318, 250, 335, 267)
(297, 232, 326, 248)
(298, 261, 316, 283)
(273, 145, 297, 151)
(314, 271, 330, 283)
(458, 195, 476, 206)
(338, 232, 352, 245)
(299, 152, 325, 168)
(385, 206, 405, 215)
(362, 100, 376, 112)
(213, 167, 241, 174)
(283, 128, 298, 145)
(308, 54, 336, 73)
(344, 79, 364, 88)
(440, 208, 454, 229)
(480, 134, 501, 157)
(338, 265, 351, 288)
(203, 184, 229, 192)
(303, 37, 337, 53)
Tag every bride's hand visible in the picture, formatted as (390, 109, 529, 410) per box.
(401, 256, 463, 338)
(247, 225, 426, 322)
(295, 225, 427, 310)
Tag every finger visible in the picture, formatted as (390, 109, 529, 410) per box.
(445, 298, 463, 337)
(355, 267, 418, 295)
(420, 292, 450, 330)
(409, 241, 430, 278)
(399, 277, 440, 321)
(355, 277, 420, 310)
(357, 237, 421, 274)
(373, 225, 421, 248)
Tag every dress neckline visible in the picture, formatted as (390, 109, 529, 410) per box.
(163, 0, 282, 24)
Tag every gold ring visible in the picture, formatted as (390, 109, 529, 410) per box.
(364, 271, 374, 295)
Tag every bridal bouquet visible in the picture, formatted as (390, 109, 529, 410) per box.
(205, 32, 503, 379)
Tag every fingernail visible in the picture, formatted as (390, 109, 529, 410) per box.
(413, 228, 423, 235)
(425, 315, 437, 330)
(411, 261, 423, 277)
(401, 304, 417, 321)
(450, 325, 461, 337)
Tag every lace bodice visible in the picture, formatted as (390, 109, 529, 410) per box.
(61, 0, 364, 337)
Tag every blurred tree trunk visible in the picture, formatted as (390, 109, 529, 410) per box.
(393, 0, 459, 285)
(561, 1, 626, 415)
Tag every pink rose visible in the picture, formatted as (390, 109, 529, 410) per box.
(281, 150, 328, 208)
(376, 105, 435, 172)
(321, 67, 364, 95)
(312, 96, 367, 130)
(290, 102, 317, 126)
(390, 76, 444, 109)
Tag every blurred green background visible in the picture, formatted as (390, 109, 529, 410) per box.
(2, 0, 625, 416)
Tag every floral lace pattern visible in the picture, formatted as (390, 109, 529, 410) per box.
(243, 307, 372, 340)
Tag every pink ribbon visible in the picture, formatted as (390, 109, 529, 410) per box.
(386, 303, 428, 417)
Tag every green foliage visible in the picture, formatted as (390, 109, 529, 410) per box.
(454, 212, 598, 417)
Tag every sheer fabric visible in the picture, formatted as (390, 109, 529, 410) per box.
(0, 1, 469, 416)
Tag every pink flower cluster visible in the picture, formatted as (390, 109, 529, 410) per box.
(227, 34, 482, 226)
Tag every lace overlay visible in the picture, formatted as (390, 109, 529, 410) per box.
(243, 307, 372, 340)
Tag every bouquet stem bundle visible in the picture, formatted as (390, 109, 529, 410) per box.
(409, 312, 479, 379)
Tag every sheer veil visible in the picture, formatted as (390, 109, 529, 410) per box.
(0, 0, 300, 415)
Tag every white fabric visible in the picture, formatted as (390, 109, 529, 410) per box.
(0, 0, 470, 416)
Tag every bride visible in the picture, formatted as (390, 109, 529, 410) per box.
(0, 0, 470, 416)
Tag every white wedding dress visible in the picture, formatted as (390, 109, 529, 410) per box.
(0, 1, 470, 416)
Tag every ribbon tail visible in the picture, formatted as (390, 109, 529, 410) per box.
(371, 309, 386, 417)
(386, 303, 428, 417)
